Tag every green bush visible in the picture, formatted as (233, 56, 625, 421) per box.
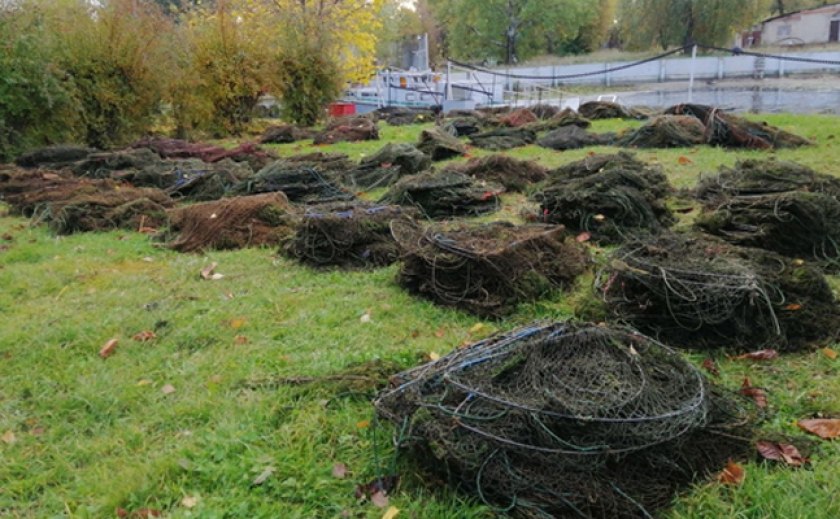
(277, 46, 343, 127)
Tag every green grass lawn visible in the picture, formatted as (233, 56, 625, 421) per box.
(2, 114, 840, 518)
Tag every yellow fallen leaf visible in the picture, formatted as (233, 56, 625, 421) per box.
(229, 318, 247, 329)
(356, 420, 370, 429)
(181, 495, 199, 508)
(382, 506, 400, 519)
(136, 379, 153, 386)
(2, 430, 16, 444)
(428, 352, 440, 361)
(823, 348, 838, 360)
(469, 323, 485, 334)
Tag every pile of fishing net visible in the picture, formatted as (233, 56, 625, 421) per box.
(229, 159, 354, 204)
(695, 159, 840, 201)
(599, 233, 840, 351)
(283, 203, 416, 269)
(0, 168, 172, 234)
(496, 108, 538, 128)
(391, 220, 588, 316)
(443, 155, 546, 192)
(374, 107, 435, 126)
(468, 128, 537, 150)
(125, 158, 254, 202)
(375, 321, 756, 518)
(664, 104, 812, 149)
(313, 116, 379, 145)
(341, 143, 431, 190)
(537, 125, 614, 150)
(166, 193, 298, 253)
(15, 145, 95, 169)
(282, 152, 354, 173)
(533, 152, 674, 243)
(523, 107, 592, 133)
(260, 124, 314, 144)
(442, 117, 482, 137)
(578, 100, 652, 120)
(696, 191, 840, 267)
(71, 148, 163, 178)
(131, 137, 274, 168)
(379, 170, 502, 219)
(616, 115, 706, 148)
(416, 128, 467, 161)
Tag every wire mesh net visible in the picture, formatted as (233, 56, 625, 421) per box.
(284, 202, 417, 268)
(229, 160, 354, 204)
(616, 115, 706, 148)
(443, 155, 547, 192)
(598, 233, 840, 351)
(391, 220, 588, 317)
(375, 321, 756, 518)
(695, 158, 840, 201)
(379, 170, 503, 219)
(468, 128, 537, 150)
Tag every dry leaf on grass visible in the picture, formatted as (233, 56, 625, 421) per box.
(132, 331, 156, 342)
(756, 440, 808, 467)
(382, 506, 400, 519)
(200, 262, 224, 280)
(161, 384, 176, 395)
(798, 418, 840, 439)
(252, 466, 275, 486)
(733, 349, 779, 361)
(371, 490, 389, 508)
(717, 460, 745, 485)
(332, 462, 348, 479)
(2, 430, 16, 444)
(181, 495, 199, 508)
(701, 358, 720, 376)
(99, 338, 119, 359)
(739, 377, 768, 408)
(822, 348, 838, 360)
(576, 232, 591, 243)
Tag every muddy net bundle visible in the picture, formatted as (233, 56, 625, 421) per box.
(391, 220, 588, 317)
(616, 115, 707, 148)
(695, 159, 840, 201)
(663, 104, 811, 150)
(341, 143, 432, 190)
(374, 321, 756, 518)
(696, 191, 840, 268)
(599, 233, 840, 351)
(379, 170, 503, 219)
(533, 153, 674, 244)
(468, 128, 537, 150)
(578, 101, 653, 120)
(229, 160, 354, 204)
(126, 158, 254, 202)
(537, 126, 615, 151)
(166, 193, 298, 253)
(313, 116, 379, 145)
(283, 203, 416, 268)
(443, 155, 547, 192)
(417, 128, 467, 161)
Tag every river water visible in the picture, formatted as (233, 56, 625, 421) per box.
(614, 86, 840, 114)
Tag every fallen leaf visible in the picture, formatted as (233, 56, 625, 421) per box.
(382, 506, 400, 519)
(784, 303, 802, 311)
(733, 349, 779, 361)
(161, 384, 176, 395)
(229, 318, 247, 329)
(575, 231, 592, 243)
(360, 311, 372, 323)
(717, 460, 745, 485)
(356, 420, 370, 429)
(410, 329, 420, 338)
(132, 331, 156, 342)
(181, 495, 199, 508)
(677, 155, 693, 165)
(332, 462, 348, 479)
(434, 328, 445, 338)
(200, 262, 218, 280)
(798, 418, 840, 439)
(428, 352, 441, 361)
(822, 347, 838, 360)
(756, 440, 808, 467)
(593, 214, 606, 222)
(252, 466, 275, 486)
(371, 490, 389, 508)
(702, 358, 720, 376)
(234, 335, 249, 345)
(30, 427, 45, 437)
(99, 338, 119, 359)
(136, 379, 153, 386)
(2, 430, 16, 444)
(740, 377, 768, 408)
(469, 323, 485, 334)
(355, 475, 400, 501)
(792, 259, 806, 266)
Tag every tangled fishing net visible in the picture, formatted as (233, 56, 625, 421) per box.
(282, 152, 354, 173)
(313, 116, 379, 145)
(616, 115, 706, 148)
(71, 148, 162, 178)
(342, 143, 432, 190)
(375, 321, 757, 518)
(15, 145, 95, 169)
(533, 153, 674, 243)
(695, 159, 840, 201)
(537, 126, 614, 151)
(443, 117, 482, 137)
(375, 107, 435, 126)
(1, 169, 96, 216)
(578, 101, 652, 120)
(391, 220, 588, 317)
(126, 158, 254, 201)
(260, 124, 313, 144)
(131, 137, 274, 168)
(229, 160, 354, 204)
(599, 233, 840, 351)
(417, 128, 467, 161)
(696, 191, 840, 267)
(664, 104, 812, 149)
(444, 155, 547, 192)
(469, 128, 537, 150)
(497, 108, 539, 128)
(166, 193, 298, 253)
(523, 108, 591, 133)
(379, 170, 502, 219)
(284, 203, 417, 269)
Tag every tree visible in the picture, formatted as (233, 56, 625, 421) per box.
(433, 0, 596, 64)
(619, 0, 767, 50)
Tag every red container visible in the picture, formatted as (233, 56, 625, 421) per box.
(328, 102, 356, 117)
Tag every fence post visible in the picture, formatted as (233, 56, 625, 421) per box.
(446, 61, 453, 102)
(604, 63, 611, 87)
(717, 57, 724, 80)
(688, 45, 697, 103)
(659, 59, 666, 82)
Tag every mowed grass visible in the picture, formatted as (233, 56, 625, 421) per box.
(1, 113, 840, 518)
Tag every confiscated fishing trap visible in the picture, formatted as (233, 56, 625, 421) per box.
(695, 159, 840, 201)
(166, 193, 298, 253)
(533, 153, 674, 243)
(599, 233, 840, 351)
(341, 143, 431, 190)
(696, 191, 840, 267)
(664, 104, 811, 149)
(379, 170, 503, 219)
(229, 160, 354, 204)
(444, 155, 547, 192)
(616, 115, 706, 148)
(35, 188, 173, 235)
(284, 203, 416, 268)
(391, 220, 588, 317)
(375, 321, 756, 518)
(578, 101, 652, 120)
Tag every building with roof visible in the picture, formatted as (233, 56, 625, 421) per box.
(741, 3, 840, 47)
